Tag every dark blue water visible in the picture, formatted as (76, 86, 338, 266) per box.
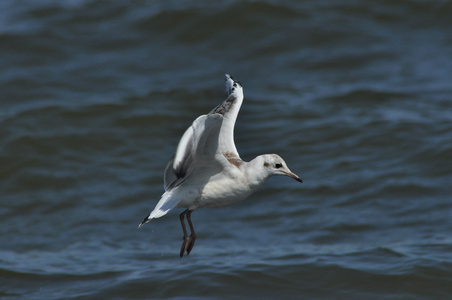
(1, 1, 452, 299)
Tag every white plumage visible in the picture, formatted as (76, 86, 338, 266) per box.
(140, 74, 302, 257)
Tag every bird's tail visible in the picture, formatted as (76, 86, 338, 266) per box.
(138, 189, 181, 228)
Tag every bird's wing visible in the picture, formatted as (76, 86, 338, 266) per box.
(163, 113, 224, 191)
(208, 74, 244, 159)
(164, 74, 244, 191)
(163, 155, 176, 190)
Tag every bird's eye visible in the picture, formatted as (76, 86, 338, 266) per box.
(275, 163, 283, 169)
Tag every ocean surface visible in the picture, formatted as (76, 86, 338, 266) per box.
(1, 0, 452, 299)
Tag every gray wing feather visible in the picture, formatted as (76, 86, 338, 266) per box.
(163, 155, 176, 190)
(163, 114, 223, 191)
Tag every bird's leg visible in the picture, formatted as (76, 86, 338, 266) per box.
(179, 209, 196, 257)
(179, 209, 189, 257)
(185, 210, 196, 255)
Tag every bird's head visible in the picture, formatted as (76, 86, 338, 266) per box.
(261, 154, 302, 183)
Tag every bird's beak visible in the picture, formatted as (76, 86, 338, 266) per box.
(285, 171, 303, 183)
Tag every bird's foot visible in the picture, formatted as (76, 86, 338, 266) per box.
(180, 234, 196, 257)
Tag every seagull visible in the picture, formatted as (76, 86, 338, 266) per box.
(139, 74, 302, 257)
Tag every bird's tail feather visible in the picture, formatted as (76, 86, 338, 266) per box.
(138, 189, 180, 228)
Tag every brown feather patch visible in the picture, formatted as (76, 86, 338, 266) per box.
(223, 151, 242, 168)
(212, 94, 236, 115)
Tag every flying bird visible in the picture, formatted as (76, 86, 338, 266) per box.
(139, 74, 302, 257)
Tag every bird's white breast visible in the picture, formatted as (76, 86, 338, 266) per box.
(195, 174, 255, 208)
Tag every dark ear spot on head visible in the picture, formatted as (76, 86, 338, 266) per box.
(264, 162, 270, 167)
(275, 163, 283, 169)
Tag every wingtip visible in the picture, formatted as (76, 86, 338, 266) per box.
(225, 74, 234, 95)
(224, 73, 243, 96)
(138, 216, 150, 228)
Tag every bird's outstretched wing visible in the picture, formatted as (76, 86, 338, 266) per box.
(209, 74, 244, 159)
(164, 74, 244, 189)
